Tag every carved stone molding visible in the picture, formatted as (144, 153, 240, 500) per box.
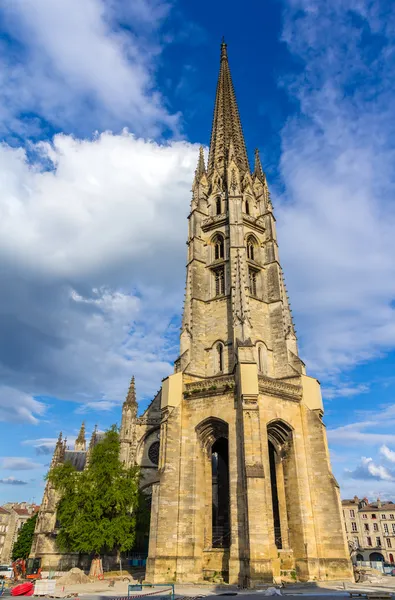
(258, 375, 301, 401)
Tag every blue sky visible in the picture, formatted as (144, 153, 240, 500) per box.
(1, 0, 395, 505)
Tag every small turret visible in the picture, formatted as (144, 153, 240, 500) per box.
(51, 432, 65, 468)
(75, 422, 86, 452)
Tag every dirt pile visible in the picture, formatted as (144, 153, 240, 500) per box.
(56, 568, 91, 585)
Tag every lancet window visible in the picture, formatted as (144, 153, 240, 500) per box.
(216, 196, 222, 215)
(247, 236, 255, 261)
(245, 199, 250, 215)
(249, 268, 257, 296)
(213, 235, 224, 260)
(217, 343, 224, 373)
(214, 267, 225, 296)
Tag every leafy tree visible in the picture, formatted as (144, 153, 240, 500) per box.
(48, 425, 142, 557)
(12, 513, 38, 560)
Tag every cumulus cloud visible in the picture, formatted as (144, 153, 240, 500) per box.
(0, 457, 41, 470)
(0, 0, 178, 137)
(346, 457, 395, 482)
(278, 0, 395, 375)
(0, 477, 28, 486)
(380, 445, 395, 463)
(0, 133, 199, 420)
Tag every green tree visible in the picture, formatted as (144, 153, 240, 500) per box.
(48, 425, 142, 557)
(12, 513, 38, 560)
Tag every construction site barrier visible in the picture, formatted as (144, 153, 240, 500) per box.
(127, 583, 175, 600)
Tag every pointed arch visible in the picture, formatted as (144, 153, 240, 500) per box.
(256, 342, 268, 374)
(212, 233, 225, 261)
(217, 343, 224, 372)
(245, 199, 250, 215)
(246, 234, 258, 261)
(216, 196, 222, 215)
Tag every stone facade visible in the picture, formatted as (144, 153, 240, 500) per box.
(142, 41, 352, 585)
(0, 503, 39, 564)
(32, 40, 352, 584)
(342, 497, 395, 564)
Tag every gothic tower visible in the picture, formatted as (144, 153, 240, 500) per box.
(145, 42, 352, 585)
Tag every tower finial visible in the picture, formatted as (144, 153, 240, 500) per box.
(221, 38, 227, 61)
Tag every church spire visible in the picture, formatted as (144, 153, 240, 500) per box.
(207, 40, 249, 177)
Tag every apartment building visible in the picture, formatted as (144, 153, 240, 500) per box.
(342, 496, 395, 564)
(0, 503, 40, 564)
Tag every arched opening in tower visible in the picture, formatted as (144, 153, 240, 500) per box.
(268, 441, 282, 549)
(211, 437, 230, 548)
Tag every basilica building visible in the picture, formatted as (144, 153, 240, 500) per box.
(32, 42, 352, 585)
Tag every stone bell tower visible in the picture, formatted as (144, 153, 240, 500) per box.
(145, 41, 352, 585)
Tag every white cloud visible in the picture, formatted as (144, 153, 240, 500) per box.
(278, 0, 395, 375)
(0, 0, 177, 137)
(0, 387, 46, 424)
(323, 384, 370, 400)
(346, 457, 395, 482)
(0, 457, 41, 470)
(0, 133, 199, 420)
(75, 401, 117, 414)
(380, 445, 395, 463)
(0, 477, 28, 486)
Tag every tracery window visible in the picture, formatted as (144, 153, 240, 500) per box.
(214, 235, 224, 260)
(148, 441, 160, 466)
(214, 267, 225, 296)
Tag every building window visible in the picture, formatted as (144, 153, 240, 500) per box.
(216, 197, 222, 215)
(214, 267, 225, 296)
(391, 514, 394, 520)
(245, 200, 250, 215)
(214, 235, 224, 260)
(249, 269, 257, 296)
(362, 514, 367, 519)
(364, 524, 369, 531)
(217, 344, 224, 373)
(382, 514, 387, 519)
(148, 441, 160, 466)
(354, 537, 359, 547)
(351, 522, 358, 532)
(372, 513, 377, 519)
(247, 237, 255, 261)
(392, 523, 395, 534)
(367, 537, 372, 546)
(376, 537, 382, 547)
(350, 510, 355, 518)
(373, 523, 379, 531)
(384, 524, 389, 534)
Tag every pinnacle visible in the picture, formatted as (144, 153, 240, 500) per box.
(194, 146, 206, 181)
(125, 375, 137, 406)
(254, 148, 266, 182)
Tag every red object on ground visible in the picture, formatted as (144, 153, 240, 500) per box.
(11, 582, 34, 596)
